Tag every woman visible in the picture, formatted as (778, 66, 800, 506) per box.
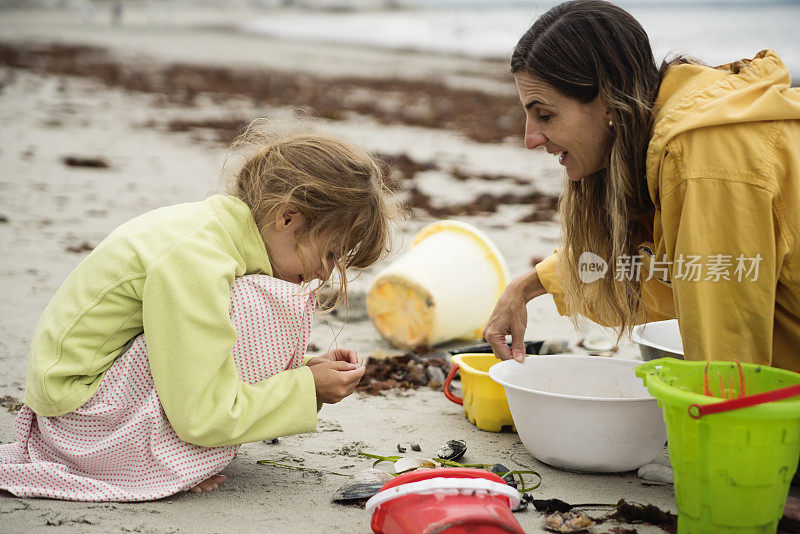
(484, 0, 800, 373)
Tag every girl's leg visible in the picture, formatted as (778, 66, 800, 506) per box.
(0, 275, 314, 501)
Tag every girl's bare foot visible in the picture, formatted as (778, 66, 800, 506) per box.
(189, 474, 227, 494)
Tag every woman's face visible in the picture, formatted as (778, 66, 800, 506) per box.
(515, 72, 612, 181)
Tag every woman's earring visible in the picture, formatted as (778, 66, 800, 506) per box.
(608, 120, 613, 127)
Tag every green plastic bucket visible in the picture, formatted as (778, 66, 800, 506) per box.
(636, 358, 800, 533)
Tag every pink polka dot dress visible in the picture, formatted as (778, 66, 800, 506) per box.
(0, 275, 315, 501)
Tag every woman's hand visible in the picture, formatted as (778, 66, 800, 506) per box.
(307, 348, 363, 367)
(482, 269, 546, 362)
(309, 360, 366, 404)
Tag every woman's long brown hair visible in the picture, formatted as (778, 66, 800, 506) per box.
(512, 0, 663, 335)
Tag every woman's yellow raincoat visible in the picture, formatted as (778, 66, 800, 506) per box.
(536, 50, 800, 372)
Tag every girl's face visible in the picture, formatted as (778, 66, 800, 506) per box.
(515, 72, 612, 181)
(263, 207, 337, 285)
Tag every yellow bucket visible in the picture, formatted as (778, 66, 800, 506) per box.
(444, 353, 516, 432)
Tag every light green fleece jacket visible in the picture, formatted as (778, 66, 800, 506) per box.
(24, 194, 319, 447)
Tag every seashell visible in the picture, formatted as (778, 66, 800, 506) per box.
(331, 468, 394, 502)
(542, 511, 595, 533)
(512, 498, 528, 513)
(491, 463, 516, 488)
(393, 457, 436, 473)
(436, 439, 467, 461)
(436, 440, 466, 461)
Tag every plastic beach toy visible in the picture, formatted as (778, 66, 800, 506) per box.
(636, 358, 800, 533)
(443, 353, 516, 432)
(365, 467, 524, 534)
(366, 220, 508, 349)
(490, 355, 666, 473)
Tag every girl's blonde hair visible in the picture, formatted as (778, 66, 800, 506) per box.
(511, 0, 662, 337)
(225, 120, 402, 310)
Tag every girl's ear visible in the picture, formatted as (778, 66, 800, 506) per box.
(274, 205, 301, 230)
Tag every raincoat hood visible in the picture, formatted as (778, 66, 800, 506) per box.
(647, 49, 800, 203)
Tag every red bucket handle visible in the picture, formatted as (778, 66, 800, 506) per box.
(443, 363, 462, 405)
(688, 382, 800, 419)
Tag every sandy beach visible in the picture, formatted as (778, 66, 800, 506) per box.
(1, 5, 797, 533)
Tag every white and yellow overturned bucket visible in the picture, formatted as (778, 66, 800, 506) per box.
(366, 220, 509, 349)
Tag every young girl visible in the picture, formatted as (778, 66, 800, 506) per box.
(0, 124, 399, 501)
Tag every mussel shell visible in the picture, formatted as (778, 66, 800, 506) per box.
(491, 463, 516, 488)
(492, 463, 529, 512)
(331, 469, 394, 502)
(331, 482, 386, 502)
(512, 498, 528, 513)
(435, 439, 466, 461)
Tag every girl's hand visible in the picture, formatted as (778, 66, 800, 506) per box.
(309, 360, 366, 404)
(308, 348, 363, 367)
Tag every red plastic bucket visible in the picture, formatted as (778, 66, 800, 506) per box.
(365, 468, 524, 534)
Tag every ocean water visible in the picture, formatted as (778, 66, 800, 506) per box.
(240, 1, 800, 78)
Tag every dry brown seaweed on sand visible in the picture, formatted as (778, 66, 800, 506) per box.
(356, 351, 450, 395)
(0, 42, 524, 144)
(0, 396, 22, 414)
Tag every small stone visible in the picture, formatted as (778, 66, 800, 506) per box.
(410, 443, 421, 452)
(397, 444, 407, 453)
(426, 366, 445, 386)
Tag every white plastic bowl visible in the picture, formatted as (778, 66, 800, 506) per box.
(489, 355, 667, 473)
(631, 319, 684, 361)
